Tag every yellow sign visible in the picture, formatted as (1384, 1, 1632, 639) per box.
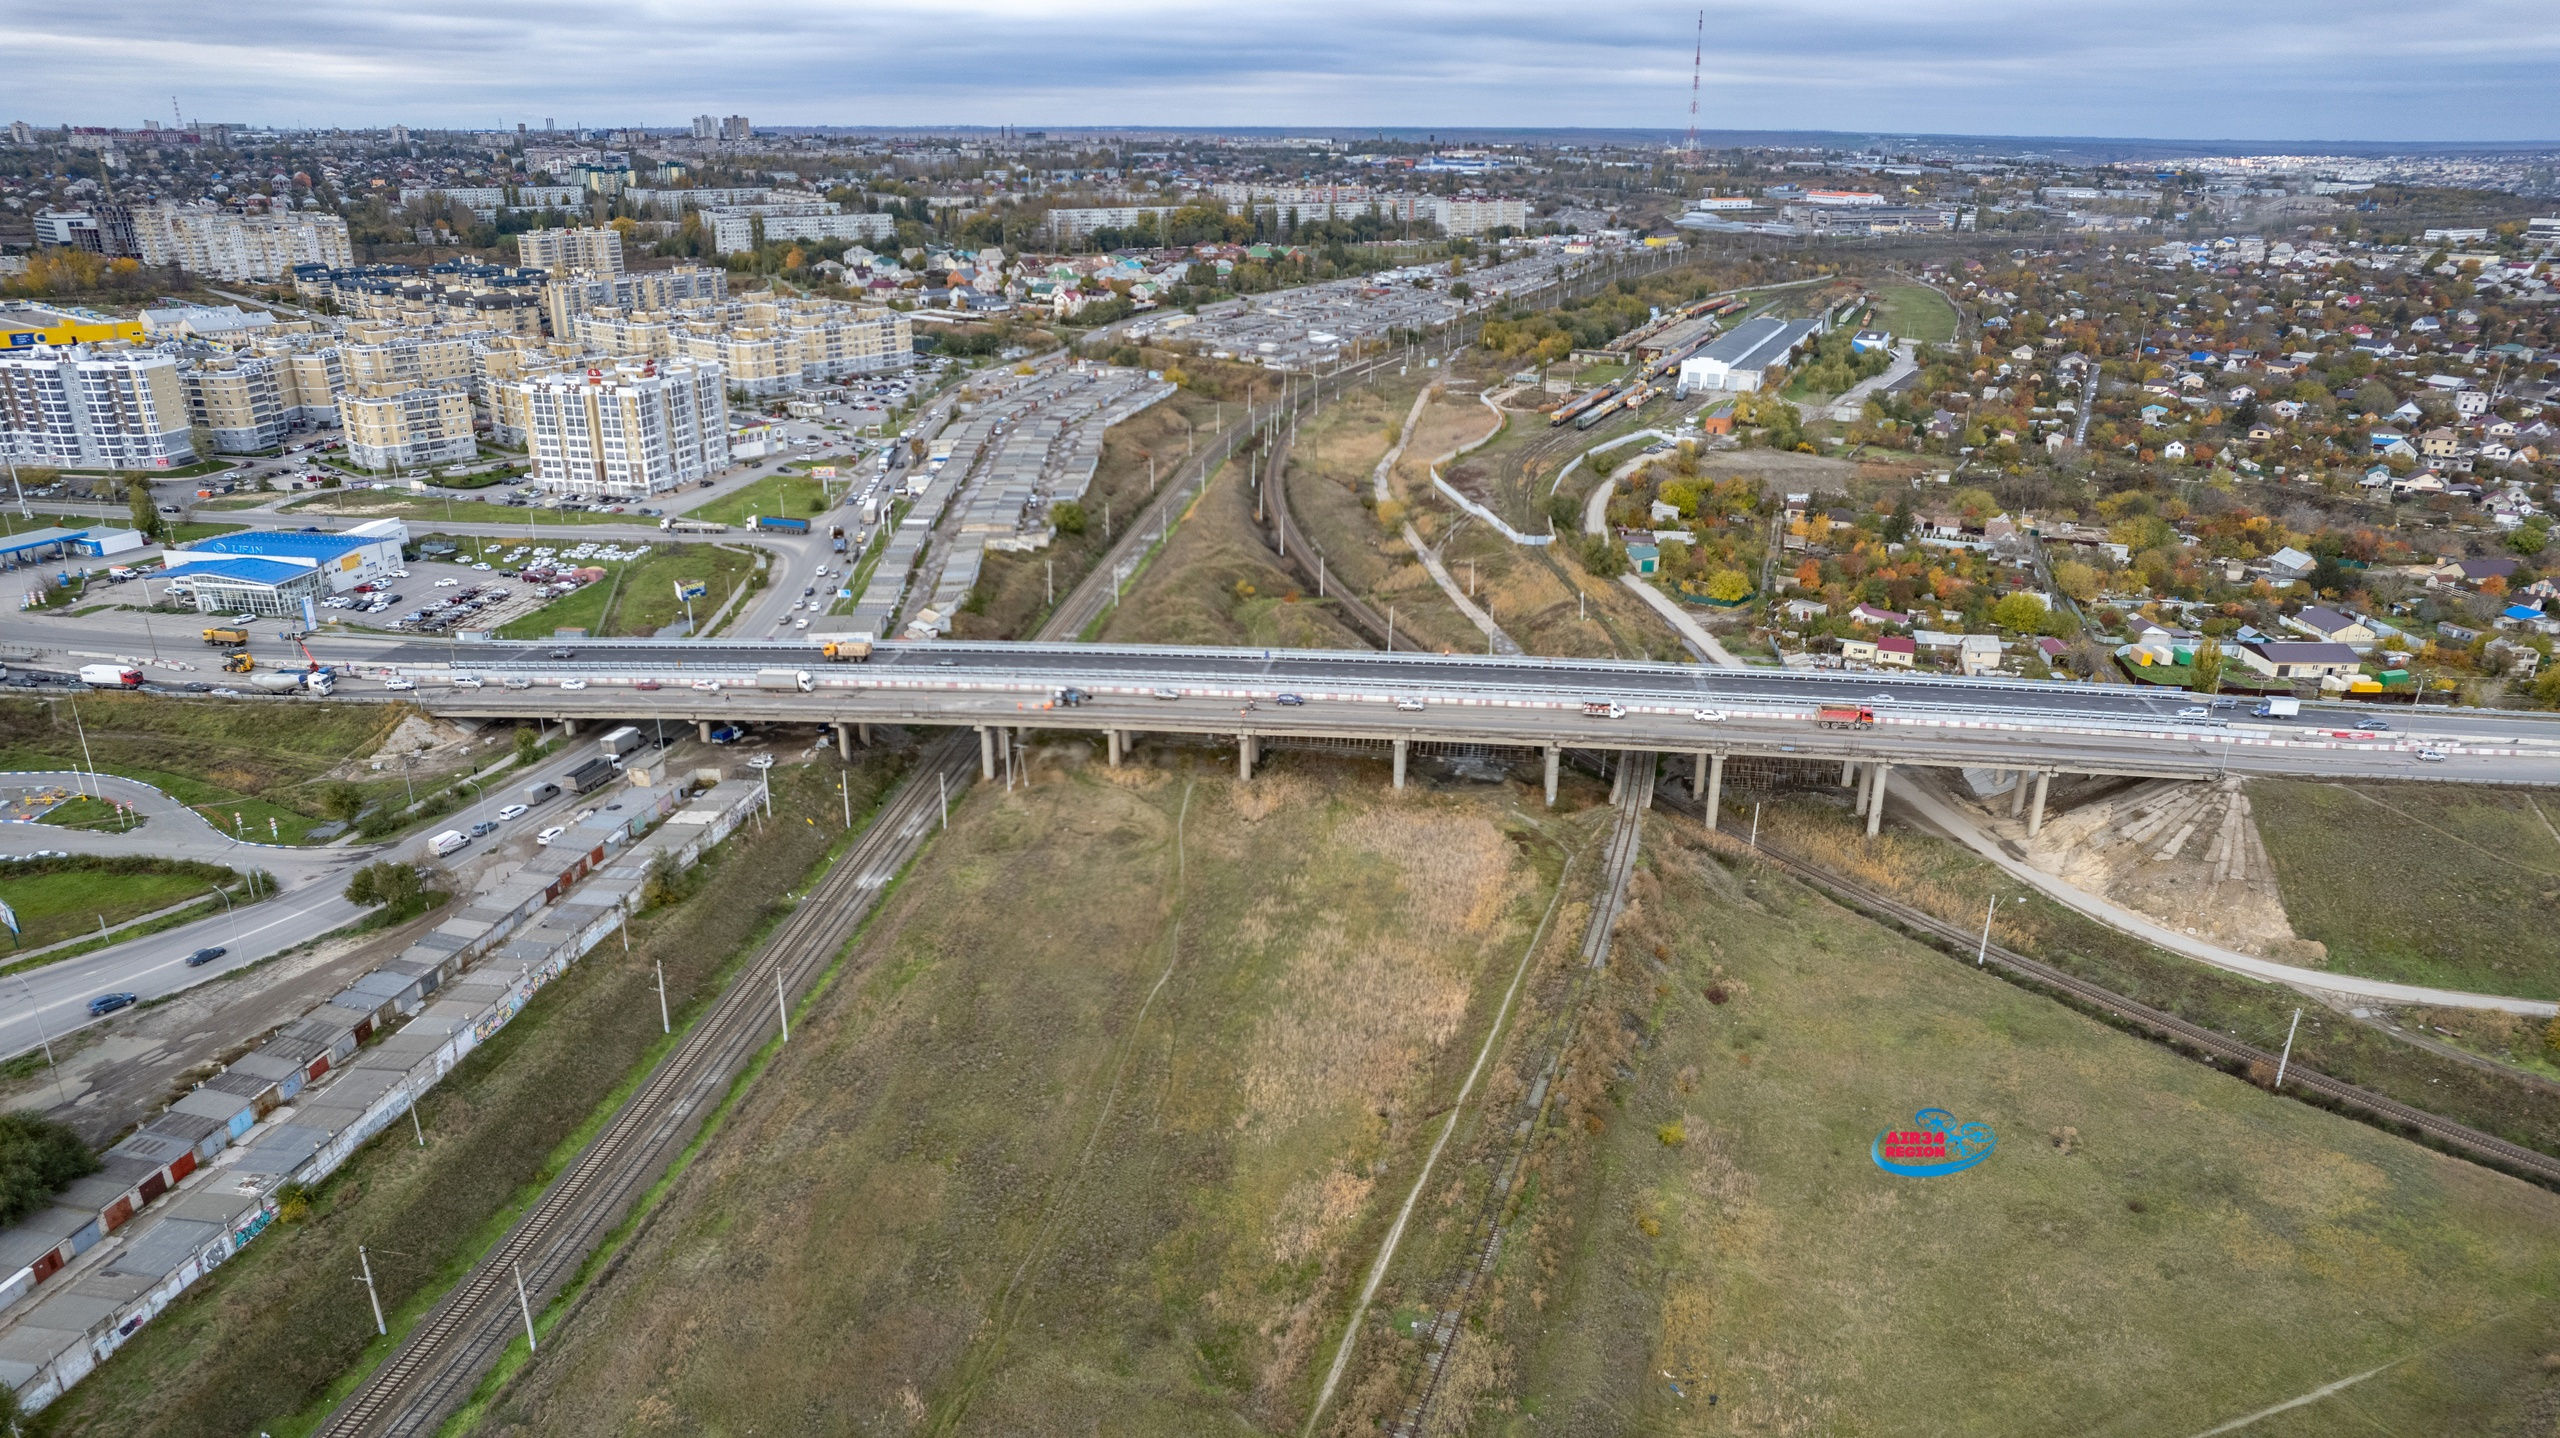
(2, 316, 145, 350)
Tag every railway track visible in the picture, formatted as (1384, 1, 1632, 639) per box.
(318, 733, 980, 1437)
(1656, 786, 2560, 1189)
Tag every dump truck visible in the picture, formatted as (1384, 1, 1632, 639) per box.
(565, 756, 619, 796)
(201, 626, 250, 647)
(820, 639, 872, 662)
(756, 667, 814, 692)
(1814, 704, 1876, 729)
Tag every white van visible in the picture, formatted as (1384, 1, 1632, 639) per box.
(430, 829, 470, 858)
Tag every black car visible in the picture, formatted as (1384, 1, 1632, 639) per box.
(88, 991, 139, 1016)
(186, 946, 228, 967)
(550, 647, 574, 660)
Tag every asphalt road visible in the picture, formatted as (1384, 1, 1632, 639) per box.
(0, 740, 639, 1063)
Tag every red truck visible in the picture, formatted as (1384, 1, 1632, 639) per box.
(1815, 704, 1876, 729)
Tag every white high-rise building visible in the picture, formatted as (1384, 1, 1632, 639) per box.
(0, 346, 195, 470)
(515, 225, 625, 278)
(516, 361, 728, 499)
(691, 115, 718, 140)
(129, 205, 352, 280)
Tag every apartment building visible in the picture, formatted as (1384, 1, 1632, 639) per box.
(178, 354, 288, 452)
(542, 263, 728, 336)
(340, 332, 478, 396)
(704, 205, 895, 255)
(342, 387, 476, 471)
(515, 226, 625, 278)
(0, 346, 195, 469)
(515, 362, 728, 499)
(566, 295, 911, 395)
(1043, 205, 1182, 241)
(132, 206, 353, 281)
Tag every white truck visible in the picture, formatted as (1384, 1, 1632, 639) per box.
(755, 668, 815, 693)
(598, 725, 645, 763)
(430, 829, 470, 858)
(249, 669, 336, 696)
(2252, 696, 2301, 718)
(77, 664, 143, 688)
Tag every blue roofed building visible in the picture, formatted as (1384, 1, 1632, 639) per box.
(158, 520, 407, 615)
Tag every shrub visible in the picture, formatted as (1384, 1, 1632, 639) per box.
(1656, 1122, 1686, 1148)
(0, 1111, 99, 1225)
(344, 860, 424, 910)
(1051, 500, 1087, 536)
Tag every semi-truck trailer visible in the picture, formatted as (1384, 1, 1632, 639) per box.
(78, 664, 143, 688)
(756, 667, 815, 692)
(598, 725, 644, 761)
(754, 515, 811, 534)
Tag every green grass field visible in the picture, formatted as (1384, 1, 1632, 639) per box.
(679, 471, 843, 529)
(1481, 808, 2560, 1437)
(35, 794, 142, 832)
(280, 493, 624, 528)
(1872, 280, 1961, 346)
(495, 544, 761, 640)
(2251, 779, 2560, 1000)
(0, 694, 409, 844)
(0, 857, 240, 951)
(30, 759, 906, 1438)
(474, 757, 1561, 1436)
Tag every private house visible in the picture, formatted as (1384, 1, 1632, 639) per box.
(2285, 605, 2378, 649)
(2236, 640, 2362, 681)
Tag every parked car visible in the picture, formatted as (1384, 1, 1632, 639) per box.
(535, 825, 567, 846)
(185, 946, 227, 967)
(88, 992, 138, 1017)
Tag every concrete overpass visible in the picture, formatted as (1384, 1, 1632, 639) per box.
(371, 639, 2560, 833)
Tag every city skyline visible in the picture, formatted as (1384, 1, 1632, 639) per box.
(12, 0, 2560, 143)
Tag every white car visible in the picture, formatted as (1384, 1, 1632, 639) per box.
(691, 678, 723, 692)
(435, 577, 461, 587)
(560, 677, 588, 691)
(535, 825, 567, 846)
(1691, 708, 1727, 722)
(794, 617, 809, 628)
(2417, 748, 2448, 763)
(473, 562, 492, 571)
(2175, 705, 2209, 719)
(384, 676, 417, 691)
(1395, 698, 1426, 712)
(497, 803, 530, 821)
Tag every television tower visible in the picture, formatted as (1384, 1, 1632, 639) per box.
(1684, 10, 1703, 152)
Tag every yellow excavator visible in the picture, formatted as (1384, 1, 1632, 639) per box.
(221, 650, 255, 674)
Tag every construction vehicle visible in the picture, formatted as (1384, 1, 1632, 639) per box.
(1815, 704, 1876, 729)
(565, 756, 619, 795)
(220, 651, 255, 674)
(201, 626, 250, 646)
(820, 639, 872, 662)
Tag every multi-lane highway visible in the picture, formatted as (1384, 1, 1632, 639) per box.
(359, 638, 2560, 786)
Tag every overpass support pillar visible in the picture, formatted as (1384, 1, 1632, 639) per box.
(559, 718, 578, 738)
(1392, 737, 1409, 791)
(2009, 773, 2028, 819)
(834, 722, 852, 761)
(2027, 770, 2051, 838)
(1841, 758, 1857, 788)
(1690, 751, 1709, 801)
(1638, 752, 1656, 810)
(1107, 729, 1126, 767)
(1704, 753, 1725, 831)
(978, 725, 996, 781)
(1867, 764, 1890, 838)
(1237, 733, 1255, 782)
(1851, 761, 1871, 818)
(856, 723, 871, 746)
(697, 719, 713, 744)
(1542, 746, 1559, 808)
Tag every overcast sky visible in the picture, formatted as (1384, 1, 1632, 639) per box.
(11, 0, 2558, 143)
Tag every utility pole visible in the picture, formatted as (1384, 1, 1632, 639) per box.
(2274, 1008, 2303, 1088)
(1975, 894, 1996, 966)
(358, 1246, 387, 1336)
(655, 958, 669, 1034)
(774, 970, 791, 1042)
(513, 1262, 538, 1352)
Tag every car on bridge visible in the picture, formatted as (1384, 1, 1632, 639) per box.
(1691, 708, 1727, 722)
(1395, 698, 1427, 712)
(1276, 693, 1305, 706)
(1152, 687, 1181, 700)
(1583, 701, 1627, 719)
